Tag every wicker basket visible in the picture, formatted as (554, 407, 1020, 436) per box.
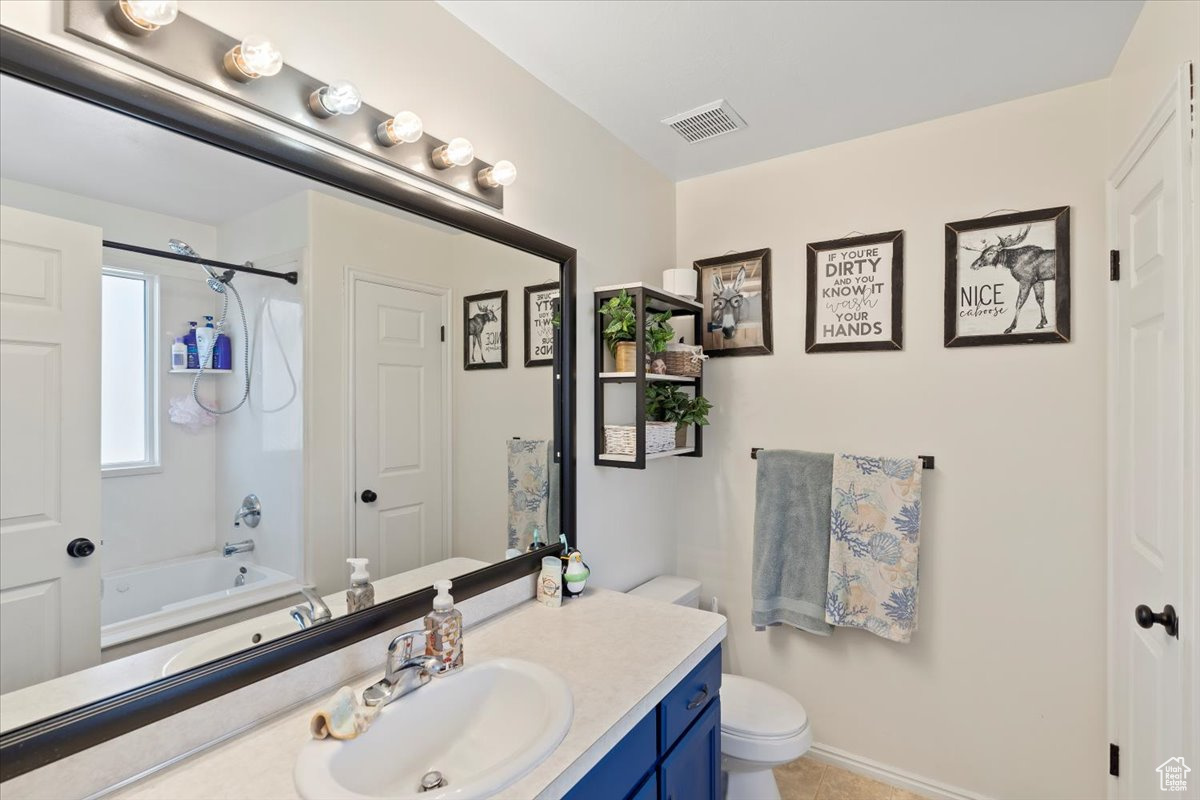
(656, 343, 705, 377)
(604, 422, 677, 456)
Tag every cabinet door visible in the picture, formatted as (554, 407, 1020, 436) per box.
(659, 697, 720, 800)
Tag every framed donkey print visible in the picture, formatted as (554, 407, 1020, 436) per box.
(944, 206, 1070, 347)
(693, 248, 773, 357)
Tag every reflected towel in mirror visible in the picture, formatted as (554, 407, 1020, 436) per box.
(508, 439, 554, 551)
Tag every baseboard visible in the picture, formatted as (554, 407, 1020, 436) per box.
(807, 742, 993, 800)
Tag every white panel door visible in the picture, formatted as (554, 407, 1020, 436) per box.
(1109, 66, 1195, 797)
(0, 206, 102, 692)
(353, 278, 446, 580)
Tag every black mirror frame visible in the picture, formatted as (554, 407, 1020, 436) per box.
(0, 27, 576, 782)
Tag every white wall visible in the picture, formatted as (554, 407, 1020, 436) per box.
(1106, 0, 1200, 166)
(214, 193, 307, 581)
(0, 178, 222, 573)
(674, 82, 1110, 799)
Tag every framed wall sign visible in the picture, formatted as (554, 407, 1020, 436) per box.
(693, 248, 774, 357)
(944, 206, 1070, 347)
(805, 230, 904, 353)
(463, 290, 507, 369)
(524, 281, 560, 367)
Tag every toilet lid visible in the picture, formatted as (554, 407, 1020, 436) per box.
(719, 674, 809, 740)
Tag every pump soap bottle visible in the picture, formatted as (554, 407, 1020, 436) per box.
(345, 558, 374, 612)
(424, 579, 463, 670)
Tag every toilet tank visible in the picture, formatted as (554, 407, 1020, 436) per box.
(628, 576, 701, 608)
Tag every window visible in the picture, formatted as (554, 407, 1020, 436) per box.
(101, 269, 159, 474)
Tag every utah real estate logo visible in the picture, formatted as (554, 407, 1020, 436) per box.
(1157, 757, 1190, 792)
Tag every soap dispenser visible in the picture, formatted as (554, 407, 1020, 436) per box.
(424, 579, 463, 670)
(345, 558, 374, 613)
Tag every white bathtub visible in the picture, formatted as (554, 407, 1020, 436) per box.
(100, 553, 299, 648)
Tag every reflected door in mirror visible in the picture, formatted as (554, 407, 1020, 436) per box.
(0, 206, 102, 692)
(353, 277, 447, 579)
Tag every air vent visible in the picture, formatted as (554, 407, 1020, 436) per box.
(661, 100, 747, 143)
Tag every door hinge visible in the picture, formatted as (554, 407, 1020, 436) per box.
(440, 325, 445, 342)
(1109, 743, 1119, 777)
(1110, 250, 1120, 281)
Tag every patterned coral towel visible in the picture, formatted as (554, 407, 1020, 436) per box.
(508, 439, 552, 551)
(824, 454, 923, 643)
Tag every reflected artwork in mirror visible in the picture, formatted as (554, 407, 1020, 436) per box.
(0, 32, 576, 780)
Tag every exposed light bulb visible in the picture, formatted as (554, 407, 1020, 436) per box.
(376, 111, 424, 146)
(431, 137, 474, 169)
(478, 159, 517, 189)
(114, 0, 177, 34)
(309, 80, 362, 118)
(223, 34, 283, 82)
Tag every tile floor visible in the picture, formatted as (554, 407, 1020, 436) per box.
(773, 756, 930, 800)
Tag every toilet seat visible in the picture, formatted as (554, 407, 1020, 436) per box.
(719, 674, 812, 764)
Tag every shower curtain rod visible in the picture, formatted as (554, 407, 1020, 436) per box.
(102, 240, 299, 285)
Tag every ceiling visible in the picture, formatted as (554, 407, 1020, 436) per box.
(439, 0, 1144, 180)
(0, 75, 311, 225)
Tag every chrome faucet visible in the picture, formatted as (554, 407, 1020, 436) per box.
(362, 631, 458, 708)
(233, 494, 261, 528)
(222, 539, 255, 557)
(290, 586, 332, 629)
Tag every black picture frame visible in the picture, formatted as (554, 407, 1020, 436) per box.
(463, 290, 508, 369)
(0, 28, 577, 781)
(944, 206, 1071, 347)
(805, 230, 904, 353)
(693, 248, 774, 357)
(524, 281, 559, 367)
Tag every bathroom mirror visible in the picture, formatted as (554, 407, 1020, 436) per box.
(0, 30, 575, 777)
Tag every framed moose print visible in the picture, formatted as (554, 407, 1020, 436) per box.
(694, 248, 773, 357)
(523, 281, 559, 367)
(463, 290, 507, 369)
(805, 230, 904, 353)
(945, 206, 1070, 347)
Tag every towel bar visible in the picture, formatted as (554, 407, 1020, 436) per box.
(750, 449, 934, 470)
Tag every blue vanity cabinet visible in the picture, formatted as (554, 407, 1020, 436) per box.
(564, 645, 721, 800)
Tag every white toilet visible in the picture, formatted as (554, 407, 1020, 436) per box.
(628, 577, 813, 800)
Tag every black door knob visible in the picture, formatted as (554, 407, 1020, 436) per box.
(66, 538, 96, 558)
(360, 490, 377, 504)
(1135, 604, 1179, 638)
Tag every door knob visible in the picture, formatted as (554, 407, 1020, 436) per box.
(1135, 604, 1179, 638)
(360, 489, 378, 504)
(66, 538, 96, 558)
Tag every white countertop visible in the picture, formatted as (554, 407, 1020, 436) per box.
(108, 588, 727, 800)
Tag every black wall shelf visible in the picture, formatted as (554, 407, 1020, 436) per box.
(594, 283, 706, 469)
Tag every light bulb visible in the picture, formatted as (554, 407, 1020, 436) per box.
(309, 80, 362, 118)
(478, 159, 517, 188)
(223, 34, 283, 82)
(114, 0, 177, 34)
(432, 137, 474, 169)
(376, 111, 424, 146)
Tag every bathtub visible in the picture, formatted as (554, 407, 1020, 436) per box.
(100, 553, 299, 648)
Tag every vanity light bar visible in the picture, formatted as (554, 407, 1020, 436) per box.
(68, 0, 513, 209)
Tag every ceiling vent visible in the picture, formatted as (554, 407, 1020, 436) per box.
(661, 100, 747, 144)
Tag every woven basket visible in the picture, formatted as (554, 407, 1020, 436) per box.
(604, 422, 677, 456)
(657, 343, 705, 377)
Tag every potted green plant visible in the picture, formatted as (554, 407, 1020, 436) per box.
(645, 383, 713, 448)
(599, 291, 677, 372)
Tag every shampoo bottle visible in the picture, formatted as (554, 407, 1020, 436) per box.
(195, 316, 216, 368)
(213, 332, 232, 371)
(171, 336, 187, 370)
(345, 558, 374, 613)
(423, 579, 463, 669)
(184, 322, 199, 369)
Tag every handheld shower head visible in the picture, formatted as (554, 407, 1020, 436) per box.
(168, 239, 229, 292)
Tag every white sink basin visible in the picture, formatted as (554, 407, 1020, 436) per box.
(162, 616, 300, 675)
(294, 658, 573, 800)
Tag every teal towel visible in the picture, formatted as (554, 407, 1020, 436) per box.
(752, 450, 835, 635)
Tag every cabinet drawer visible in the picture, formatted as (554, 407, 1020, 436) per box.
(564, 708, 656, 800)
(659, 644, 721, 752)
(660, 697, 721, 800)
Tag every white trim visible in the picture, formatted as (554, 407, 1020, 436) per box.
(807, 742, 992, 800)
(1106, 61, 1198, 799)
(345, 268, 453, 567)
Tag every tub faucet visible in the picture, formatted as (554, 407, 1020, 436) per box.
(362, 630, 457, 708)
(222, 539, 255, 557)
(290, 586, 332, 629)
(233, 494, 261, 528)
